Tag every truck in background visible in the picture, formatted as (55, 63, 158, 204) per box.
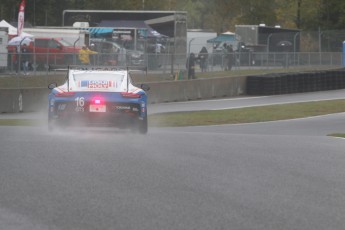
(7, 37, 82, 70)
(187, 29, 217, 55)
(23, 28, 89, 47)
(235, 25, 300, 66)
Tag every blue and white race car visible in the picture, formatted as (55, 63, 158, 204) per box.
(48, 66, 150, 134)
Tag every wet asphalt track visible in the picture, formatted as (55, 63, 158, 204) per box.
(0, 90, 345, 230)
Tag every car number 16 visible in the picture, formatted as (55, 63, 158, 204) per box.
(75, 97, 85, 112)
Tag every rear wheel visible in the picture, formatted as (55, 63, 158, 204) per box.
(138, 115, 148, 134)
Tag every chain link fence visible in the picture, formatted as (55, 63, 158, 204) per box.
(0, 51, 343, 76)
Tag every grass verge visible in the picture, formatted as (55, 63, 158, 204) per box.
(327, 133, 345, 138)
(0, 119, 42, 126)
(1, 100, 345, 138)
(148, 99, 345, 127)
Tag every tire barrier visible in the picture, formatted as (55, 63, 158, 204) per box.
(247, 68, 345, 95)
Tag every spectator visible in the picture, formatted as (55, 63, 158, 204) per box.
(79, 45, 98, 65)
(11, 46, 19, 74)
(198, 46, 208, 72)
(222, 43, 234, 71)
(89, 43, 98, 65)
(155, 43, 165, 54)
(21, 44, 31, 75)
(186, 53, 196, 79)
(226, 44, 234, 70)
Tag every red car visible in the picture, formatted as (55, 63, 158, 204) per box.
(8, 38, 81, 69)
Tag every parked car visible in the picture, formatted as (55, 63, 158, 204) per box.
(8, 37, 81, 69)
(90, 39, 145, 66)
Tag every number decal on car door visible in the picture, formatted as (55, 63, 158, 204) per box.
(75, 97, 85, 112)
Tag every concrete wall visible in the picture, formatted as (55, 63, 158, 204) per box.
(0, 88, 50, 113)
(0, 76, 247, 113)
(147, 76, 246, 104)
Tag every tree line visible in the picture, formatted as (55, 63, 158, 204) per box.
(0, 0, 344, 32)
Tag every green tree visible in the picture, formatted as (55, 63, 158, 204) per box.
(237, 0, 277, 25)
(1, 0, 345, 30)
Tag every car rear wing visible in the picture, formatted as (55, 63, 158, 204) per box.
(48, 65, 148, 93)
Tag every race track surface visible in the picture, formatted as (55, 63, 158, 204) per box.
(0, 90, 345, 230)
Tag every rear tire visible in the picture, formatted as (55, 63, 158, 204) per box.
(138, 115, 148, 134)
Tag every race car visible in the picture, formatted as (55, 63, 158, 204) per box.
(48, 66, 150, 134)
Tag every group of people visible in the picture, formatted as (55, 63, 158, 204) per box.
(12, 43, 234, 77)
(222, 43, 234, 71)
(186, 46, 209, 79)
(11, 43, 97, 75)
(186, 44, 234, 79)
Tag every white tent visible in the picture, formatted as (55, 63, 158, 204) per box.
(8, 36, 33, 46)
(0, 19, 33, 37)
(222, 31, 235, 35)
(0, 20, 17, 35)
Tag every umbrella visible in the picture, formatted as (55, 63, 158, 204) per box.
(8, 36, 33, 46)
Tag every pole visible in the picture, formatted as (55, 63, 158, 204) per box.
(266, 34, 273, 67)
(342, 41, 345, 67)
(187, 38, 195, 79)
(34, 0, 36, 26)
(293, 32, 299, 66)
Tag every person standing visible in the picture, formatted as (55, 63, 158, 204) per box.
(198, 46, 208, 72)
(226, 44, 234, 71)
(186, 53, 196, 79)
(79, 45, 98, 65)
(21, 44, 31, 75)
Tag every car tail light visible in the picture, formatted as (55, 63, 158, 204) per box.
(92, 97, 104, 105)
(121, 92, 141, 98)
(55, 92, 75, 97)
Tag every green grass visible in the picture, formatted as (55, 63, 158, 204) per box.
(0, 119, 42, 126)
(1, 66, 345, 136)
(1, 99, 345, 139)
(327, 133, 345, 138)
(148, 99, 345, 127)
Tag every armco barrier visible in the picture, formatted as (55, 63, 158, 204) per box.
(0, 76, 247, 113)
(247, 68, 345, 95)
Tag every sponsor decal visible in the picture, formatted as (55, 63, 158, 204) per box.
(58, 104, 67, 111)
(78, 80, 114, 89)
(115, 106, 131, 110)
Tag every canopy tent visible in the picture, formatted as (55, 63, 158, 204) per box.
(0, 19, 33, 37)
(8, 36, 33, 46)
(97, 20, 168, 38)
(207, 31, 236, 44)
(86, 27, 113, 37)
(0, 20, 17, 35)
